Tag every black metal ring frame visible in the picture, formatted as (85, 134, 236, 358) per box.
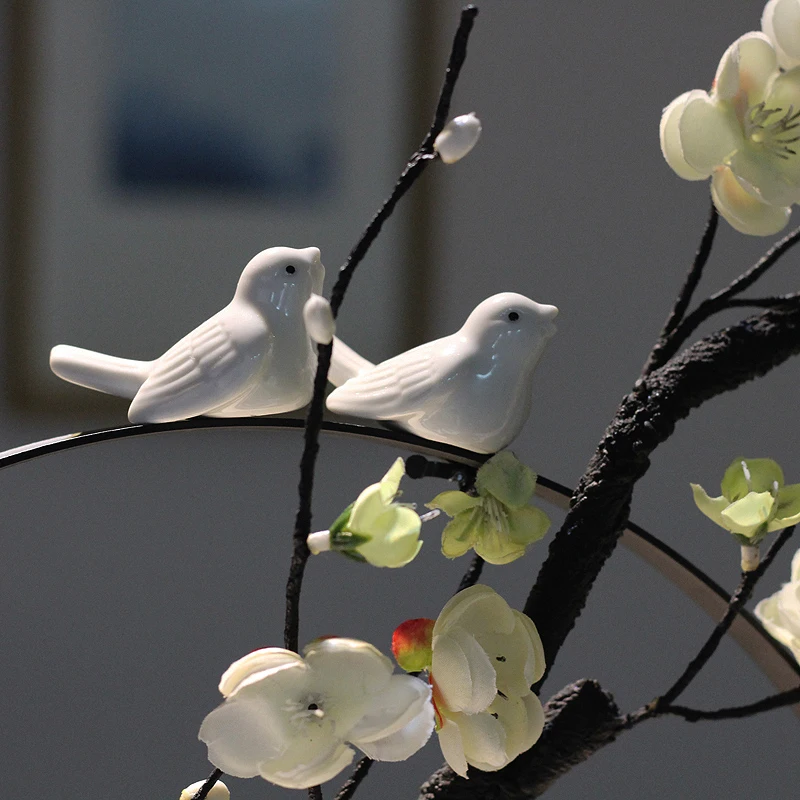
(1, 416, 798, 713)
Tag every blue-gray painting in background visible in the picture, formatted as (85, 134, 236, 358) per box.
(108, 0, 335, 196)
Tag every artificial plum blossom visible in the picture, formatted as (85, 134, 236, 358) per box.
(427, 451, 550, 565)
(692, 457, 800, 570)
(763, 0, 800, 69)
(307, 458, 423, 568)
(392, 585, 545, 778)
(199, 638, 434, 789)
(754, 547, 800, 664)
(660, 32, 800, 235)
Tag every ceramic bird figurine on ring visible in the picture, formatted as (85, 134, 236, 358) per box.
(326, 292, 558, 454)
(50, 246, 325, 424)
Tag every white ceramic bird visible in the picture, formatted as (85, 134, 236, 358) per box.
(50, 246, 325, 423)
(326, 292, 558, 454)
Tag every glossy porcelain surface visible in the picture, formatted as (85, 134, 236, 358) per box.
(326, 292, 558, 454)
(50, 246, 325, 423)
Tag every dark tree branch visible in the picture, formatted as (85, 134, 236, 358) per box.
(334, 757, 374, 800)
(646, 223, 800, 371)
(662, 685, 800, 722)
(456, 554, 485, 592)
(525, 300, 800, 686)
(724, 293, 800, 308)
(642, 202, 718, 375)
(283, 5, 479, 654)
(418, 680, 621, 800)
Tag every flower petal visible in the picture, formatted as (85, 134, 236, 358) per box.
(349, 484, 386, 532)
(441, 510, 482, 558)
(348, 675, 432, 743)
(475, 451, 537, 508)
(506, 505, 550, 546)
(355, 699, 435, 761)
(754, 593, 800, 658)
(379, 458, 406, 503)
(727, 148, 800, 207)
(437, 718, 469, 778)
(218, 648, 306, 698)
(434, 584, 517, 638)
(356, 506, 422, 567)
(431, 627, 497, 714)
(456, 710, 508, 771)
(660, 91, 710, 180)
(305, 638, 393, 729)
(711, 166, 791, 236)
(199, 693, 292, 779)
(720, 491, 774, 537)
(776, 483, 800, 521)
(792, 547, 800, 582)
(724, 33, 779, 107)
(513, 610, 546, 684)
(259, 742, 355, 790)
(690, 483, 731, 528)
(763, 0, 800, 70)
(427, 490, 482, 517)
(474, 527, 528, 565)
(678, 94, 741, 174)
(722, 457, 784, 499)
(350, 678, 434, 760)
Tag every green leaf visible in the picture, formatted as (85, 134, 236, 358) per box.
(475, 451, 537, 508)
(330, 529, 372, 550)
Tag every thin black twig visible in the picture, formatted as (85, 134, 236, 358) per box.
(656, 525, 795, 709)
(642, 202, 718, 375)
(334, 757, 374, 800)
(457, 553, 485, 591)
(283, 5, 479, 655)
(308, 786, 323, 800)
(663, 685, 800, 722)
(648, 223, 800, 370)
(190, 768, 223, 800)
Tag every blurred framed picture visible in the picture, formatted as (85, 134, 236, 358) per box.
(6, 0, 426, 413)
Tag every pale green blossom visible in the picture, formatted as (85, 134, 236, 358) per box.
(427, 451, 550, 565)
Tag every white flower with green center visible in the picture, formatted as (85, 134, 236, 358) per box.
(692, 458, 800, 569)
(754, 547, 800, 664)
(391, 585, 546, 778)
(426, 451, 550, 565)
(763, 0, 800, 70)
(660, 32, 800, 235)
(198, 638, 434, 789)
(307, 458, 423, 568)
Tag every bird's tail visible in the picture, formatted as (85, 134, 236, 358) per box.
(50, 345, 152, 399)
(329, 336, 374, 386)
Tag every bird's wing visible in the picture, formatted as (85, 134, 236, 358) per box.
(326, 341, 446, 419)
(128, 313, 266, 424)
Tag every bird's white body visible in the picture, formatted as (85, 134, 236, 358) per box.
(50, 246, 325, 424)
(326, 293, 558, 454)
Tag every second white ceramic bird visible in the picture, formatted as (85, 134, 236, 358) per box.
(50, 246, 324, 423)
(326, 292, 558, 454)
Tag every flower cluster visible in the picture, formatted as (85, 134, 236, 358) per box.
(199, 637, 434, 789)
(427, 451, 550, 564)
(393, 585, 546, 777)
(661, 1, 800, 234)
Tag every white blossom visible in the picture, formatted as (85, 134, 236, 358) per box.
(763, 0, 800, 69)
(429, 585, 545, 777)
(434, 113, 482, 163)
(661, 33, 800, 235)
(754, 547, 800, 664)
(199, 638, 434, 789)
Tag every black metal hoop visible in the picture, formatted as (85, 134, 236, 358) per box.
(1, 416, 797, 711)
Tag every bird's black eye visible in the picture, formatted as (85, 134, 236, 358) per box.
(507, 311, 519, 322)
(286, 265, 296, 274)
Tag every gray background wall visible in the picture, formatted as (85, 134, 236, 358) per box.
(1, 1, 799, 799)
